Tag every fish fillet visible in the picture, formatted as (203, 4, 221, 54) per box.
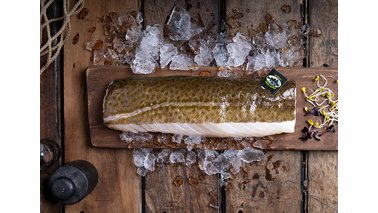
(103, 76, 296, 137)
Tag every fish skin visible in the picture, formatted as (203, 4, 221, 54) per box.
(103, 76, 296, 137)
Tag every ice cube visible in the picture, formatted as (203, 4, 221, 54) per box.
(156, 134, 170, 143)
(169, 150, 186, 163)
(212, 43, 228, 66)
(185, 151, 197, 166)
(217, 69, 238, 78)
(86, 40, 103, 52)
(265, 30, 288, 49)
(226, 33, 252, 67)
(131, 25, 162, 74)
(246, 49, 278, 71)
(131, 52, 157, 74)
(117, 11, 142, 28)
(220, 171, 231, 181)
(190, 40, 212, 66)
(202, 161, 219, 175)
(165, 6, 192, 41)
(139, 25, 162, 59)
(170, 54, 194, 70)
(213, 154, 231, 172)
(238, 147, 266, 163)
(223, 150, 242, 173)
(278, 47, 303, 67)
(160, 43, 178, 68)
(172, 134, 184, 144)
(136, 167, 148, 176)
(132, 149, 146, 168)
(197, 149, 219, 161)
(156, 149, 172, 164)
(184, 135, 202, 145)
(144, 153, 157, 171)
(120, 132, 153, 143)
(125, 27, 142, 44)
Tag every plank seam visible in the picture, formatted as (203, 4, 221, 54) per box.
(301, 1, 310, 212)
(141, 1, 146, 212)
(142, 176, 146, 213)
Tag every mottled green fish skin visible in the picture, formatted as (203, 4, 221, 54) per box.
(103, 76, 296, 125)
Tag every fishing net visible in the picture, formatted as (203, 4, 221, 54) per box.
(40, 0, 85, 75)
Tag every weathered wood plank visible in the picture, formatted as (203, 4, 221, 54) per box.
(143, 1, 221, 212)
(225, 0, 302, 37)
(308, 0, 338, 212)
(144, 0, 219, 31)
(41, 63, 63, 213)
(145, 164, 220, 212)
(225, 1, 303, 212)
(226, 151, 302, 212)
(308, 152, 338, 212)
(40, 0, 63, 211)
(86, 66, 337, 151)
(308, 0, 338, 67)
(64, 0, 142, 212)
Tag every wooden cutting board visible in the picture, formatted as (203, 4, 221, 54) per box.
(86, 65, 338, 150)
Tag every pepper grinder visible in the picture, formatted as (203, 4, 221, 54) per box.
(48, 160, 98, 205)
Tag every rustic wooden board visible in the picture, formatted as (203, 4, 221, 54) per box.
(145, 164, 220, 212)
(143, 1, 221, 212)
(86, 66, 338, 150)
(64, 0, 142, 212)
(307, 0, 338, 212)
(226, 151, 302, 212)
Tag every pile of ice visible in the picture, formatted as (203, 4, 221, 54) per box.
(121, 131, 266, 180)
(133, 147, 266, 181)
(86, 6, 320, 73)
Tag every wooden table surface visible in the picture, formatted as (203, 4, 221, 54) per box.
(40, 0, 338, 212)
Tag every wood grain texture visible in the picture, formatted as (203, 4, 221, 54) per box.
(225, 1, 303, 212)
(307, 0, 338, 212)
(308, 0, 338, 67)
(40, 62, 62, 213)
(40, 0, 63, 211)
(86, 66, 338, 150)
(145, 164, 220, 212)
(64, 0, 142, 212)
(226, 151, 302, 212)
(143, 2, 221, 212)
(225, 0, 302, 37)
(144, 0, 219, 31)
(308, 152, 338, 212)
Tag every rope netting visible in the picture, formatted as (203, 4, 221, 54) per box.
(40, 0, 85, 75)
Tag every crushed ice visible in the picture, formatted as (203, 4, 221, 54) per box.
(226, 33, 252, 67)
(120, 132, 153, 143)
(86, 7, 320, 72)
(132, 147, 265, 180)
(131, 25, 162, 74)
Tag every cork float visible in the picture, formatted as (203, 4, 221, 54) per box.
(103, 76, 296, 137)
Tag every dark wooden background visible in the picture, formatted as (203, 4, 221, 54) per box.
(40, 0, 338, 212)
